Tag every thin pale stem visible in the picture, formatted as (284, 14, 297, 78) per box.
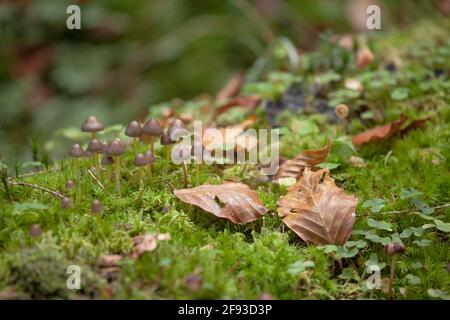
(181, 161, 188, 188)
(388, 254, 397, 300)
(114, 157, 121, 195)
(196, 163, 200, 186)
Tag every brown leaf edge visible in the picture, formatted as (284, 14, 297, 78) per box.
(277, 168, 358, 245)
(174, 182, 267, 224)
(273, 142, 331, 181)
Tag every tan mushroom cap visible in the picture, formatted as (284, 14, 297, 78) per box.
(91, 199, 103, 214)
(87, 139, 105, 153)
(125, 121, 142, 138)
(133, 153, 148, 167)
(142, 118, 163, 137)
(144, 150, 156, 164)
(81, 116, 104, 133)
(160, 133, 175, 146)
(69, 144, 84, 158)
(105, 138, 126, 157)
(101, 154, 114, 166)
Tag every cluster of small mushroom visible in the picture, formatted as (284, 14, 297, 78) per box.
(68, 115, 187, 198)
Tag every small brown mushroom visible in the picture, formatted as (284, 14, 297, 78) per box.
(29, 224, 42, 237)
(69, 144, 84, 187)
(167, 119, 185, 142)
(81, 116, 104, 139)
(65, 180, 75, 190)
(87, 139, 105, 175)
(384, 242, 406, 299)
(91, 199, 103, 214)
(144, 151, 156, 182)
(101, 154, 114, 181)
(105, 139, 126, 194)
(61, 197, 73, 209)
(125, 121, 142, 153)
(133, 153, 148, 188)
(142, 118, 163, 154)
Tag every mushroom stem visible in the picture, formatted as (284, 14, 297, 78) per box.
(165, 145, 173, 172)
(73, 158, 81, 191)
(195, 163, 200, 186)
(138, 166, 144, 189)
(91, 132, 96, 140)
(181, 160, 188, 188)
(150, 136, 155, 154)
(147, 164, 153, 183)
(114, 157, 121, 195)
(388, 254, 397, 300)
(94, 153, 100, 176)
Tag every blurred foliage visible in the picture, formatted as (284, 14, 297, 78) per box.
(0, 0, 446, 160)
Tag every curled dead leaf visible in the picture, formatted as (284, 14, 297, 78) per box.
(131, 233, 171, 259)
(216, 72, 245, 101)
(277, 168, 358, 245)
(212, 95, 261, 120)
(352, 115, 408, 146)
(99, 255, 123, 268)
(274, 142, 330, 181)
(174, 182, 267, 224)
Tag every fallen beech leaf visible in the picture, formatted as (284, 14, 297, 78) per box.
(216, 72, 245, 101)
(132, 234, 158, 258)
(274, 142, 330, 181)
(99, 255, 123, 268)
(399, 117, 430, 136)
(174, 182, 267, 224)
(278, 168, 358, 245)
(212, 95, 261, 120)
(352, 115, 408, 146)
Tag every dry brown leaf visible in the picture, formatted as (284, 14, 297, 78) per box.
(212, 95, 261, 120)
(174, 182, 267, 224)
(352, 115, 408, 146)
(216, 72, 245, 101)
(131, 233, 171, 258)
(274, 142, 330, 181)
(278, 168, 358, 245)
(99, 255, 123, 268)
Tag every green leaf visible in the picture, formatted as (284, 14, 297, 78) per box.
(413, 239, 431, 247)
(391, 87, 409, 101)
(287, 260, 316, 275)
(362, 198, 386, 213)
(400, 228, 414, 239)
(13, 202, 49, 213)
(367, 218, 393, 231)
(317, 162, 340, 170)
(434, 220, 450, 233)
(406, 274, 421, 285)
(400, 188, 422, 200)
(291, 120, 319, 136)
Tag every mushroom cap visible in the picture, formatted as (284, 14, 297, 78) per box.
(101, 155, 114, 166)
(125, 121, 142, 138)
(61, 197, 72, 209)
(91, 199, 103, 214)
(335, 104, 349, 119)
(160, 133, 175, 146)
(84, 150, 93, 158)
(134, 153, 148, 167)
(167, 118, 185, 141)
(29, 224, 42, 237)
(105, 138, 126, 156)
(142, 118, 163, 137)
(65, 180, 75, 190)
(384, 242, 405, 256)
(144, 151, 156, 164)
(69, 144, 84, 158)
(81, 116, 104, 133)
(87, 139, 105, 153)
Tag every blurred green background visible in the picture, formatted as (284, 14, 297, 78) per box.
(0, 0, 447, 162)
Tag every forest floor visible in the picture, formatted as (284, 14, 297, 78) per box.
(0, 18, 449, 300)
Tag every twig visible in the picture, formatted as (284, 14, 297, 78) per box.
(356, 203, 450, 217)
(9, 181, 65, 199)
(7, 168, 57, 181)
(87, 169, 114, 197)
